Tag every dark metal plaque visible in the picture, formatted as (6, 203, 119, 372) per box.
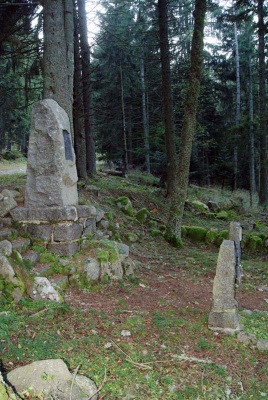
(63, 129, 73, 161)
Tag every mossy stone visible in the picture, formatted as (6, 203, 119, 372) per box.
(125, 233, 138, 243)
(116, 196, 134, 216)
(135, 208, 151, 224)
(181, 226, 188, 238)
(151, 229, 163, 237)
(246, 234, 263, 251)
(216, 211, 228, 220)
(187, 226, 207, 242)
(205, 230, 218, 245)
(216, 230, 229, 246)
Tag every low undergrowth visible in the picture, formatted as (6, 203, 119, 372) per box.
(0, 167, 268, 398)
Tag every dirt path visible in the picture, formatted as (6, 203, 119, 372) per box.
(0, 161, 26, 175)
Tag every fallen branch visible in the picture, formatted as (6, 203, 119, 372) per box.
(70, 364, 81, 400)
(87, 368, 107, 400)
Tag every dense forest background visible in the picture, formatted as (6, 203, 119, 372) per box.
(0, 0, 267, 200)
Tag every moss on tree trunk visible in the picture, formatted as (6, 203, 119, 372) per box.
(165, 0, 206, 247)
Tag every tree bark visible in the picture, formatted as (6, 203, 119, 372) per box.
(234, 21, 240, 191)
(73, 4, 87, 178)
(77, 0, 96, 177)
(140, 55, 150, 173)
(249, 55, 256, 205)
(120, 63, 128, 171)
(258, 0, 268, 205)
(165, 0, 206, 247)
(158, 0, 177, 198)
(43, 0, 74, 138)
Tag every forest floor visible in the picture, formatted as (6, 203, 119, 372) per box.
(0, 164, 268, 399)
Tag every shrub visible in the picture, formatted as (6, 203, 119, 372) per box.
(187, 226, 207, 242)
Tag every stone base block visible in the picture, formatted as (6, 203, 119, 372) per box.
(48, 242, 79, 257)
(208, 308, 240, 334)
(10, 206, 96, 257)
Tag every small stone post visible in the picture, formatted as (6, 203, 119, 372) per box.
(208, 240, 240, 333)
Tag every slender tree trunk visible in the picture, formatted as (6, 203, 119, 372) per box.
(165, 0, 206, 247)
(158, 0, 177, 198)
(43, 0, 74, 137)
(120, 63, 128, 171)
(249, 56, 256, 206)
(140, 55, 150, 173)
(234, 21, 240, 191)
(258, 0, 268, 205)
(73, 5, 87, 178)
(77, 0, 96, 177)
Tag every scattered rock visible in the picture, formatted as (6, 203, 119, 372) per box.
(256, 339, 268, 351)
(135, 208, 151, 224)
(207, 201, 220, 212)
(0, 255, 25, 303)
(116, 196, 134, 216)
(0, 240, 12, 256)
(0, 193, 17, 217)
(30, 277, 62, 302)
(83, 257, 100, 281)
(7, 359, 98, 400)
(237, 331, 250, 345)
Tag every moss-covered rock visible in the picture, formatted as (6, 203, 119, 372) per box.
(191, 200, 209, 213)
(181, 226, 189, 238)
(244, 234, 263, 251)
(216, 230, 229, 246)
(187, 226, 207, 242)
(125, 232, 138, 243)
(0, 252, 29, 303)
(135, 208, 151, 224)
(216, 211, 229, 220)
(116, 196, 134, 216)
(148, 220, 158, 229)
(205, 229, 218, 245)
(151, 229, 163, 237)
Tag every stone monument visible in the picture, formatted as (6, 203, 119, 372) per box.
(25, 99, 78, 207)
(11, 100, 96, 256)
(208, 239, 240, 333)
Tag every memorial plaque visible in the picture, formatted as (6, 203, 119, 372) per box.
(63, 129, 73, 161)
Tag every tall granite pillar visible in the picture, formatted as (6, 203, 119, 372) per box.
(11, 99, 96, 257)
(208, 240, 240, 333)
(25, 99, 78, 207)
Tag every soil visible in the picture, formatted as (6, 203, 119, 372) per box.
(65, 253, 267, 314)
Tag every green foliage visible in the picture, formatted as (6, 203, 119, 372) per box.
(240, 312, 268, 341)
(135, 208, 151, 224)
(244, 234, 263, 252)
(151, 229, 163, 237)
(187, 226, 207, 242)
(216, 230, 229, 247)
(216, 211, 229, 220)
(205, 229, 218, 245)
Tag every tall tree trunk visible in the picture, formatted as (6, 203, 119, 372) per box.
(120, 63, 128, 171)
(249, 56, 256, 206)
(43, 0, 74, 137)
(234, 21, 240, 191)
(258, 0, 268, 205)
(73, 4, 87, 178)
(165, 0, 206, 247)
(77, 0, 96, 177)
(140, 55, 150, 173)
(158, 0, 177, 198)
